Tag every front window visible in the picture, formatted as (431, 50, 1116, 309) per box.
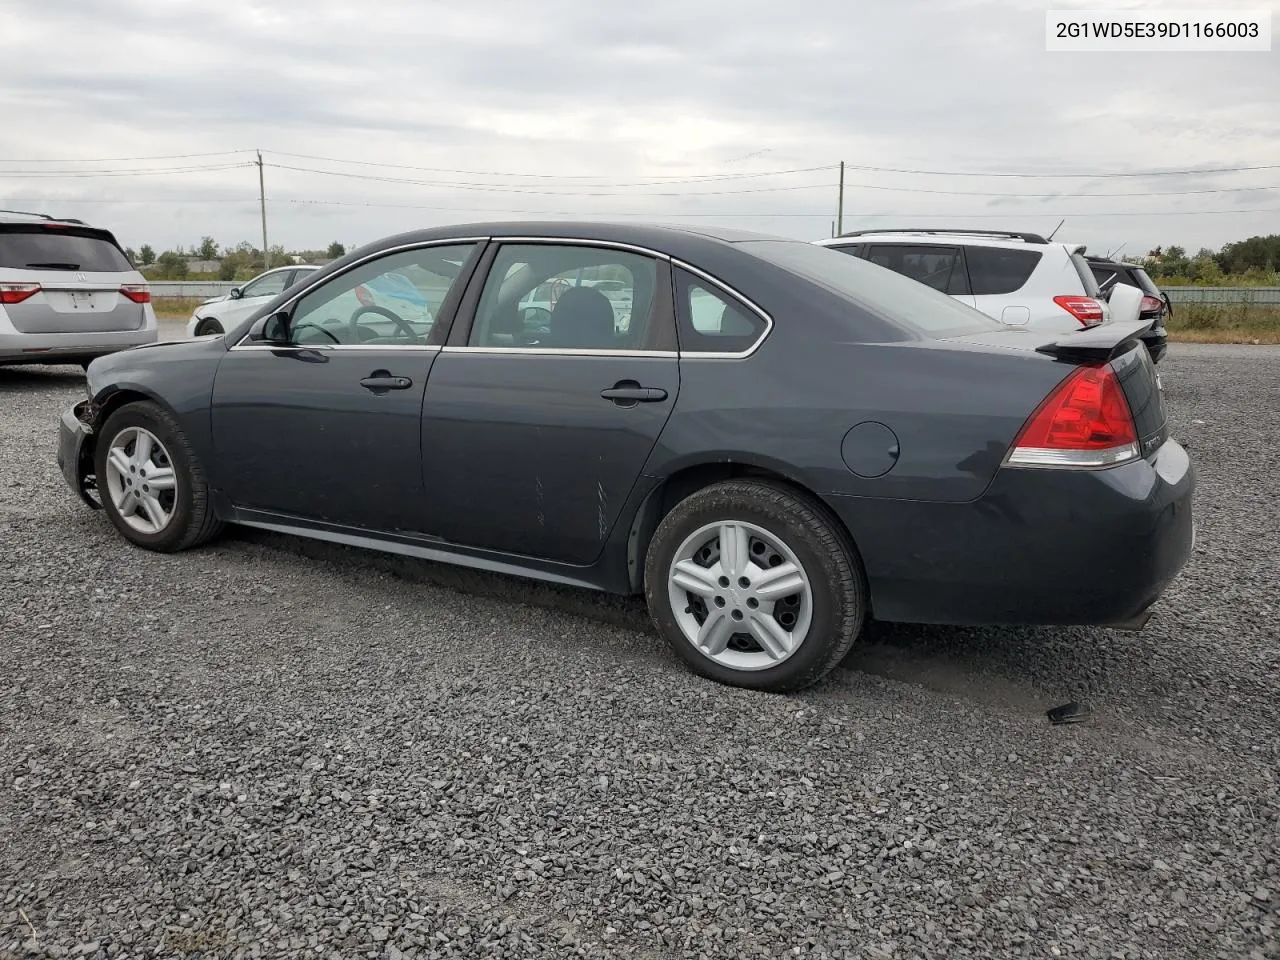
(741, 240, 1001, 338)
(240, 271, 290, 300)
(286, 243, 477, 346)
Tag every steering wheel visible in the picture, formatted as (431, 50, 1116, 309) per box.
(349, 304, 418, 342)
(291, 321, 341, 344)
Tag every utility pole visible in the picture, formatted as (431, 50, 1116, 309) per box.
(257, 150, 269, 270)
(836, 161, 845, 236)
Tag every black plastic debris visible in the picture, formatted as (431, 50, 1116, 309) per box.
(1047, 701, 1091, 725)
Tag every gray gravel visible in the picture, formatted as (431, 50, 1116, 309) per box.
(1, 343, 1277, 960)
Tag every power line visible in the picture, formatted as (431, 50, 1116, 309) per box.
(0, 163, 256, 179)
(0, 150, 253, 163)
(265, 162, 835, 196)
(838, 160, 1280, 179)
(266, 151, 836, 184)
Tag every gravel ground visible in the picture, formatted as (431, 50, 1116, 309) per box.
(1, 343, 1276, 960)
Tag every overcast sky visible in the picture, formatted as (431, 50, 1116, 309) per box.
(2, 0, 1276, 257)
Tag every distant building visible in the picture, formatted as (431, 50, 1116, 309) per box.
(185, 259, 222, 273)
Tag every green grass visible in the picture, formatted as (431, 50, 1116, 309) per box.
(1166, 303, 1280, 344)
(153, 297, 202, 320)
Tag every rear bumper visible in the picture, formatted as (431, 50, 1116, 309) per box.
(1141, 320, 1168, 363)
(0, 327, 158, 364)
(56, 401, 101, 509)
(831, 438, 1195, 626)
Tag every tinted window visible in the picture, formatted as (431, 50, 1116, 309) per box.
(965, 246, 1043, 295)
(675, 269, 768, 354)
(742, 240, 1001, 338)
(288, 243, 476, 346)
(865, 244, 968, 295)
(240, 271, 291, 299)
(1130, 267, 1163, 297)
(0, 226, 131, 272)
(1069, 252, 1102, 296)
(469, 244, 662, 351)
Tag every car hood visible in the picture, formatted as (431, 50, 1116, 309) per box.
(199, 294, 230, 306)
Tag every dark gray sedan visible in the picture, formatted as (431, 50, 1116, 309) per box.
(57, 222, 1195, 693)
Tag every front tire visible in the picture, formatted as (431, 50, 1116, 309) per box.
(94, 401, 223, 552)
(196, 317, 224, 336)
(644, 479, 866, 693)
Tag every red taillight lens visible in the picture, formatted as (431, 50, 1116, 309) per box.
(0, 283, 41, 305)
(1007, 363, 1139, 468)
(119, 284, 151, 303)
(1139, 295, 1163, 314)
(1053, 295, 1106, 327)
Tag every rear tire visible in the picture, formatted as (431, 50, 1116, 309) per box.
(94, 401, 224, 552)
(196, 317, 224, 336)
(644, 479, 866, 693)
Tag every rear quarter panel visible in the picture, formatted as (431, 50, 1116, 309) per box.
(648, 329, 1076, 504)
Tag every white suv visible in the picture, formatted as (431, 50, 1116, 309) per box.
(0, 210, 157, 368)
(186, 264, 320, 337)
(816, 229, 1110, 333)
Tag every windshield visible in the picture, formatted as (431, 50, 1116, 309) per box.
(0, 226, 132, 272)
(740, 240, 1003, 338)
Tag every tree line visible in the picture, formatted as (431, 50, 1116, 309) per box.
(125, 237, 347, 281)
(1143, 234, 1280, 286)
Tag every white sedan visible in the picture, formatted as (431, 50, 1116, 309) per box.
(185, 265, 319, 337)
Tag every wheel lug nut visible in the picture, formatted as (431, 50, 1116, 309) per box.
(718, 576, 730, 588)
(747, 598, 759, 609)
(731, 610, 744, 621)
(738, 576, 750, 588)
(714, 596, 726, 607)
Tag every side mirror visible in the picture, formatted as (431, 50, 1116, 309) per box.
(260, 311, 290, 344)
(228, 287, 242, 300)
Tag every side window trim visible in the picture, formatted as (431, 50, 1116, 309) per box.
(232, 238, 490, 350)
(444, 239, 678, 355)
(671, 262, 774, 360)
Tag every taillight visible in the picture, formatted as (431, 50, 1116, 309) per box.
(119, 284, 151, 303)
(0, 283, 41, 305)
(1139, 295, 1163, 314)
(1053, 295, 1105, 327)
(1007, 362, 1138, 469)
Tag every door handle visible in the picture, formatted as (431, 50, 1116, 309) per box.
(601, 384, 668, 404)
(360, 374, 413, 391)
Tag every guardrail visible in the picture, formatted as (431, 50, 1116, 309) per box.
(1163, 287, 1280, 305)
(148, 281, 238, 298)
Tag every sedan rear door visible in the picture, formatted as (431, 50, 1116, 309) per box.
(419, 240, 680, 565)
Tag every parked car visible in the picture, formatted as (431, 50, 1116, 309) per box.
(1086, 255, 1170, 362)
(58, 222, 1194, 693)
(185, 265, 320, 337)
(816, 229, 1112, 334)
(0, 210, 157, 368)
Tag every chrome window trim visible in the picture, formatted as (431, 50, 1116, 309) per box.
(441, 347, 679, 359)
(228, 234, 775, 361)
(445, 239, 774, 360)
(230, 237, 490, 351)
(670, 257, 774, 360)
(231, 344, 442, 353)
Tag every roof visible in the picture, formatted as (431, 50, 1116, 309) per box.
(354, 220, 789, 261)
(825, 228, 1051, 245)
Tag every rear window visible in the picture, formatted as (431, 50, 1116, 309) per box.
(0, 226, 132, 272)
(965, 246, 1043, 295)
(1130, 267, 1163, 297)
(1068, 251, 1102, 297)
(742, 240, 1002, 338)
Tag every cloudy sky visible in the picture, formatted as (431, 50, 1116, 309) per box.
(2, 0, 1276, 258)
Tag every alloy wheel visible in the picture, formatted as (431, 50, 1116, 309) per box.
(102, 426, 178, 535)
(667, 520, 813, 672)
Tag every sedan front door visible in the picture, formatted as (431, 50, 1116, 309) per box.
(420, 241, 680, 565)
(209, 242, 482, 534)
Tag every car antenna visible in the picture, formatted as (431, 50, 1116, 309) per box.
(1109, 242, 1127, 260)
(1046, 218, 1066, 241)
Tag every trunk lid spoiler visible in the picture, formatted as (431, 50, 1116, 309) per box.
(1034, 318, 1151, 362)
